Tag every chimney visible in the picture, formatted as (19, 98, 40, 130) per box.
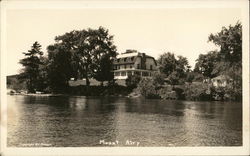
(141, 53, 146, 69)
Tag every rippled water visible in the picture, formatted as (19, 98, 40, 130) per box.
(7, 95, 242, 147)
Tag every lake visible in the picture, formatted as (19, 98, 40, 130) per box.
(7, 95, 242, 147)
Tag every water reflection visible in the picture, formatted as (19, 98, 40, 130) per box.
(7, 95, 242, 147)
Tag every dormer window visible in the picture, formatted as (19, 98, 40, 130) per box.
(150, 65, 153, 70)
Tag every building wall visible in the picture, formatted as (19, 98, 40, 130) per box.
(115, 64, 135, 70)
(134, 57, 142, 69)
(146, 58, 157, 70)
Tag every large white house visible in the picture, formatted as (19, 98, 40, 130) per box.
(113, 50, 157, 79)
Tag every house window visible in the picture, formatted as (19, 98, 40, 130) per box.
(135, 71, 140, 75)
(121, 72, 126, 76)
(124, 58, 127, 62)
(142, 72, 149, 76)
(124, 65, 126, 69)
(137, 64, 140, 69)
(130, 65, 132, 68)
(150, 65, 153, 70)
(127, 71, 132, 76)
(115, 72, 120, 76)
(117, 65, 120, 69)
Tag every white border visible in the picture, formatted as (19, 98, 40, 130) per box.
(1, 0, 249, 156)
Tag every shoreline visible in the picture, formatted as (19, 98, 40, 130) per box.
(6, 93, 242, 103)
(7, 92, 141, 98)
(7, 88, 241, 102)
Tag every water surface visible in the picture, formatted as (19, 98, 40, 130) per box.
(7, 95, 242, 147)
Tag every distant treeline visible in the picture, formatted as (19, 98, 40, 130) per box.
(8, 22, 242, 101)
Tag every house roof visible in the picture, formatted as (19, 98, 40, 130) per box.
(113, 56, 137, 65)
(113, 52, 157, 65)
(212, 75, 231, 80)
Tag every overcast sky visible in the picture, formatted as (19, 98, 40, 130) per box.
(6, 7, 241, 75)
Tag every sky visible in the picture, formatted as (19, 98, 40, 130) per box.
(6, 8, 242, 75)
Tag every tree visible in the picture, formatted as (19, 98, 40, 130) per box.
(48, 27, 117, 88)
(19, 41, 44, 93)
(36, 56, 50, 92)
(157, 52, 190, 86)
(167, 71, 183, 87)
(7, 75, 27, 91)
(152, 72, 165, 86)
(47, 44, 74, 92)
(194, 22, 242, 101)
(136, 78, 159, 98)
(94, 54, 115, 86)
(158, 52, 177, 77)
(208, 22, 242, 94)
(194, 51, 220, 78)
(208, 21, 242, 64)
(186, 71, 195, 83)
(126, 74, 141, 89)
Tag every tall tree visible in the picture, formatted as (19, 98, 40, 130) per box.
(194, 51, 220, 79)
(94, 54, 114, 86)
(46, 44, 75, 92)
(208, 22, 242, 100)
(194, 22, 242, 100)
(19, 41, 44, 93)
(195, 22, 242, 79)
(158, 52, 177, 77)
(157, 52, 190, 86)
(48, 27, 117, 88)
(36, 56, 49, 92)
(126, 74, 141, 89)
(208, 21, 242, 64)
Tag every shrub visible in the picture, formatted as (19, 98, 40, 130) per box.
(158, 86, 176, 100)
(152, 72, 166, 86)
(183, 82, 212, 101)
(173, 87, 185, 100)
(126, 74, 141, 89)
(211, 86, 226, 101)
(136, 78, 159, 99)
(211, 83, 242, 101)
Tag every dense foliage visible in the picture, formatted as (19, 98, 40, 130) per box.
(13, 22, 242, 101)
(47, 27, 117, 92)
(136, 78, 159, 99)
(136, 22, 242, 101)
(125, 74, 141, 89)
(157, 52, 190, 86)
(195, 22, 242, 101)
(19, 42, 47, 93)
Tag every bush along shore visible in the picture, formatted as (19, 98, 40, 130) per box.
(7, 76, 241, 102)
(134, 77, 241, 101)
